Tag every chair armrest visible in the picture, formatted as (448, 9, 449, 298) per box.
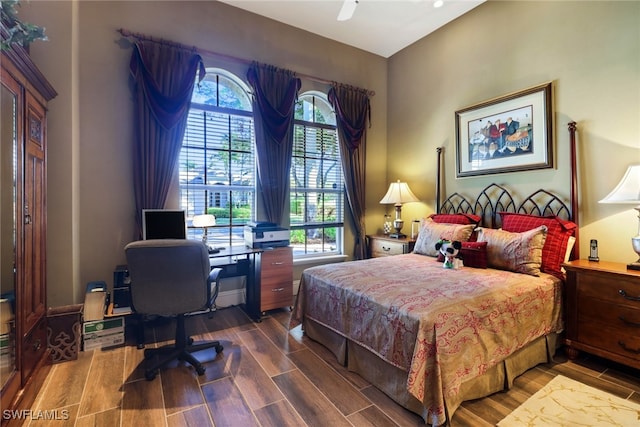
(209, 267, 223, 283)
(208, 268, 223, 309)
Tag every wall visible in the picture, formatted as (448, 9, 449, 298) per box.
(22, 1, 640, 305)
(388, 1, 640, 264)
(22, 1, 387, 305)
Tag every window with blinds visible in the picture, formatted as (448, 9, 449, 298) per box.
(179, 69, 255, 247)
(290, 93, 344, 256)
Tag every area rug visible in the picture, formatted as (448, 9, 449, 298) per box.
(497, 375, 640, 426)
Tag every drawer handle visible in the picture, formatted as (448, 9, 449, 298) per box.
(618, 340, 640, 354)
(382, 246, 391, 252)
(272, 262, 284, 265)
(618, 289, 640, 302)
(272, 288, 284, 292)
(619, 316, 640, 328)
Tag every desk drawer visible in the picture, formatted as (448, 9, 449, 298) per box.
(261, 281, 293, 311)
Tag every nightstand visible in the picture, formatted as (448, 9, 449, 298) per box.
(563, 259, 640, 370)
(367, 235, 416, 258)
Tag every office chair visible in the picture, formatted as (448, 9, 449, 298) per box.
(124, 239, 224, 380)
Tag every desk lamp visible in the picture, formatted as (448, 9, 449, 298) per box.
(380, 180, 419, 238)
(599, 165, 640, 270)
(192, 214, 216, 245)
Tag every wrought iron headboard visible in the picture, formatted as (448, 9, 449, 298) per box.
(435, 122, 580, 257)
(439, 184, 572, 229)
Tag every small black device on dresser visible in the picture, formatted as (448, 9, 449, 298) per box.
(588, 239, 599, 262)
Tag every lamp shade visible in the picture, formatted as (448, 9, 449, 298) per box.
(599, 165, 640, 204)
(192, 214, 216, 228)
(380, 180, 419, 205)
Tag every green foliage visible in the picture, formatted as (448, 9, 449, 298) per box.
(1, 1, 48, 51)
(207, 206, 251, 219)
(290, 229, 305, 244)
(324, 227, 336, 241)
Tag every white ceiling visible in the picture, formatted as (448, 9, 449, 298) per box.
(220, 0, 485, 58)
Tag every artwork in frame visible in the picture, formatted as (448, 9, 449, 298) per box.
(455, 82, 553, 178)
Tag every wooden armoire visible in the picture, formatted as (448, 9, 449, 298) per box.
(1, 39, 56, 418)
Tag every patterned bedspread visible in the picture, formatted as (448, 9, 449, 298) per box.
(291, 253, 563, 424)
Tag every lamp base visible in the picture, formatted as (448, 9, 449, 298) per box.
(388, 232, 406, 239)
(627, 260, 640, 271)
(631, 235, 640, 270)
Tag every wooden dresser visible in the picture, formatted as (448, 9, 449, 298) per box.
(246, 246, 293, 320)
(367, 235, 416, 258)
(563, 259, 640, 370)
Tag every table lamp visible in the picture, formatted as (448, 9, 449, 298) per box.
(192, 214, 216, 245)
(599, 165, 640, 270)
(380, 180, 419, 238)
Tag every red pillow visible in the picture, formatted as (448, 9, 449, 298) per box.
(436, 241, 487, 269)
(459, 241, 488, 269)
(429, 213, 481, 225)
(500, 212, 577, 279)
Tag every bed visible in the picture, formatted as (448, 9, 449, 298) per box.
(290, 123, 580, 425)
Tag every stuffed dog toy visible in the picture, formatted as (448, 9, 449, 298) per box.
(435, 239, 463, 269)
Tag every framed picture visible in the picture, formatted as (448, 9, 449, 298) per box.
(455, 82, 553, 178)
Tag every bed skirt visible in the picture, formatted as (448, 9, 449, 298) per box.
(303, 317, 560, 425)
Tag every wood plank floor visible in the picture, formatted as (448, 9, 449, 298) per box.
(23, 306, 640, 426)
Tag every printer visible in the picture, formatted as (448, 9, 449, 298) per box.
(244, 221, 290, 249)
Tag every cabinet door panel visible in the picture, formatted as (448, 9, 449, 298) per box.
(22, 93, 46, 335)
(21, 318, 47, 384)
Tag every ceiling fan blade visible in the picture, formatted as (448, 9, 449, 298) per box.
(337, 0, 358, 21)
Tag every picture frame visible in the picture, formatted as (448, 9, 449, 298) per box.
(455, 82, 553, 178)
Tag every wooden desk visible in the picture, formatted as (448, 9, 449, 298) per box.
(208, 246, 264, 321)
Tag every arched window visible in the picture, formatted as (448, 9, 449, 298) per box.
(290, 92, 344, 256)
(179, 68, 255, 247)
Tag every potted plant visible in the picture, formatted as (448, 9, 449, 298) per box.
(1, 0, 47, 50)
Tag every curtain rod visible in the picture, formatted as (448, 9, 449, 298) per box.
(117, 28, 375, 97)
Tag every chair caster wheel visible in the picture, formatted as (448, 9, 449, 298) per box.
(188, 337, 194, 345)
(143, 349, 154, 359)
(215, 344, 224, 354)
(196, 366, 206, 376)
(145, 370, 158, 381)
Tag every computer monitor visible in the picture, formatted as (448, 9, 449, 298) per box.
(142, 209, 187, 240)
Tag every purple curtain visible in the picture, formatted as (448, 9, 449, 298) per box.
(328, 84, 371, 260)
(247, 62, 301, 225)
(129, 41, 205, 238)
